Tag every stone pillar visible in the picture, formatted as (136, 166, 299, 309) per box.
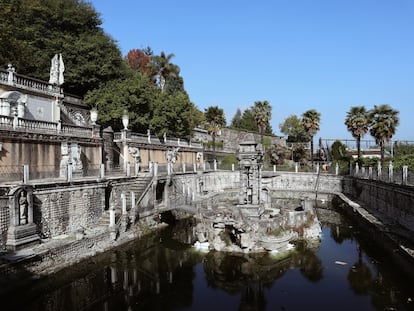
(130, 191, 136, 223)
(295, 162, 298, 173)
(17, 96, 26, 118)
(232, 163, 235, 171)
(335, 163, 339, 175)
(355, 162, 359, 176)
(126, 162, 131, 177)
(182, 162, 186, 173)
(377, 161, 382, 180)
(67, 163, 73, 181)
(273, 165, 276, 172)
(6, 188, 39, 250)
(193, 163, 197, 172)
(402, 166, 408, 185)
(109, 206, 116, 227)
(103, 126, 114, 171)
(153, 162, 158, 177)
(23, 164, 29, 184)
(100, 164, 105, 179)
(316, 163, 320, 174)
(213, 160, 217, 171)
(388, 161, 393, 182)
(368, 167, 373, 179)
(0, 100, 10, 116)
(122, 136, 129, 172)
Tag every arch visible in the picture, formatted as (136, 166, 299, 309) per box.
(0, 91, 23, 103)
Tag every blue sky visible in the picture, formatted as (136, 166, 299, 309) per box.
(89, 0, 414, 141)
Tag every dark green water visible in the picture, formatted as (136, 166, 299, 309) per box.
(2, 203, 414, 311)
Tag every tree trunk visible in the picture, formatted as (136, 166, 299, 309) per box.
(380, 141, 385, 166)
(212, 132, 216, 161)
(310, 136, 314, 167)
(356, 135, 361, 165)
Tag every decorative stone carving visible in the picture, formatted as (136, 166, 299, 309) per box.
(6, 186, 40, 250)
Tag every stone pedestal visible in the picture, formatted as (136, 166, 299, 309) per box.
(6, 223, 39, 251)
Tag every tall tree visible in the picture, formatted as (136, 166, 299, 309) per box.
(230, 109, 242, 129)
(251, 100, 272, 146)
(0, 0, 128, 96)
(344, 106, 370, 165)
(302, 109, 321, 166)
(204, 106, 226, 161)
(279, 115, 309, 142)
(369, 104, 400, 165)
(84, 71, 154, 132)
(151, 51, 178, 93)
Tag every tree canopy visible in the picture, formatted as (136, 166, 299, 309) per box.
(279, 115, 309, 142)
(0, 0, 128, 96)
(230, 107, 273, 135)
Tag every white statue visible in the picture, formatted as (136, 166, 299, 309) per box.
(49, 53, 65, 85)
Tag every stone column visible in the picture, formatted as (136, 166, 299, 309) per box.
(103, 126, 114, 171)
(388, 161, 393, 182)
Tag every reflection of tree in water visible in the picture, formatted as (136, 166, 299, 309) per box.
(347, 244, 410, 311)
(348, 246, 373, 295)
(203, 244, 323, 311)
(330, 223, 354, 244)
(293, 242, 324, 282)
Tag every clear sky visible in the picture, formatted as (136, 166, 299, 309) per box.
(89, 0, 414, 141)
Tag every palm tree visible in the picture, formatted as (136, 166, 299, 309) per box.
(204, 106, 226, 161)
(152, 51, 178, 92)
(344, 106, 370, 165)
(251, 100, 272, 146)
(302, 109, 321, 166)
(369, 104, 400, 165)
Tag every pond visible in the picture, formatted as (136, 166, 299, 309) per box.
(2, 201, 414, 311)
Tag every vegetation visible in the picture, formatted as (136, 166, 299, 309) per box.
(279, 115, 309, 142)
(0, 0, 128, 96)
(369, 104, 400, 165)
(230, 107, 273, 135)
(204, 106, 226, 160)
(220, 155, 238, 170)
(344, 106, 370, 165)
(251, 100, 272, 146)
(302, 109, 321, 166)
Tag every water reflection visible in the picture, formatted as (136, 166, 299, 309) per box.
(2, 204, 414, 311)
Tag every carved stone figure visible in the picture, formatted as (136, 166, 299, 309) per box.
(19, 191, 28, 225)
(49, 53, 65, 85)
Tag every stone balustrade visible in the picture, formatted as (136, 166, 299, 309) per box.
(0, 69, 62, 97)
(114, 130, 203, 149)
(0, 116, 95, 138)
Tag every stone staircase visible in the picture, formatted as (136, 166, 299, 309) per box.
(96, 173, 153, 229)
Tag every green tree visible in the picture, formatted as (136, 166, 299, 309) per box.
(239, 109, 258, 132)
(279, 115, 309, 142)
(84, 71, 154, 132)
(0, 0, 128, 96)
(150, 92, 201, 138)
(252, 101, 272, 146)
(344, 106, 370, 165)
(302, 109, 321, 166)
(369, 104, 400, 165)
(204, 106, 226, 160)
(230, 108, 242, 129)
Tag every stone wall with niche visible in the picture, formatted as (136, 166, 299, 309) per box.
(33, 184, 106, 238)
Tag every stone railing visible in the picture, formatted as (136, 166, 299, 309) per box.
(0, 116, 95, 138)
(114, 131, 203, 149)
(0, 69, 62, 97)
